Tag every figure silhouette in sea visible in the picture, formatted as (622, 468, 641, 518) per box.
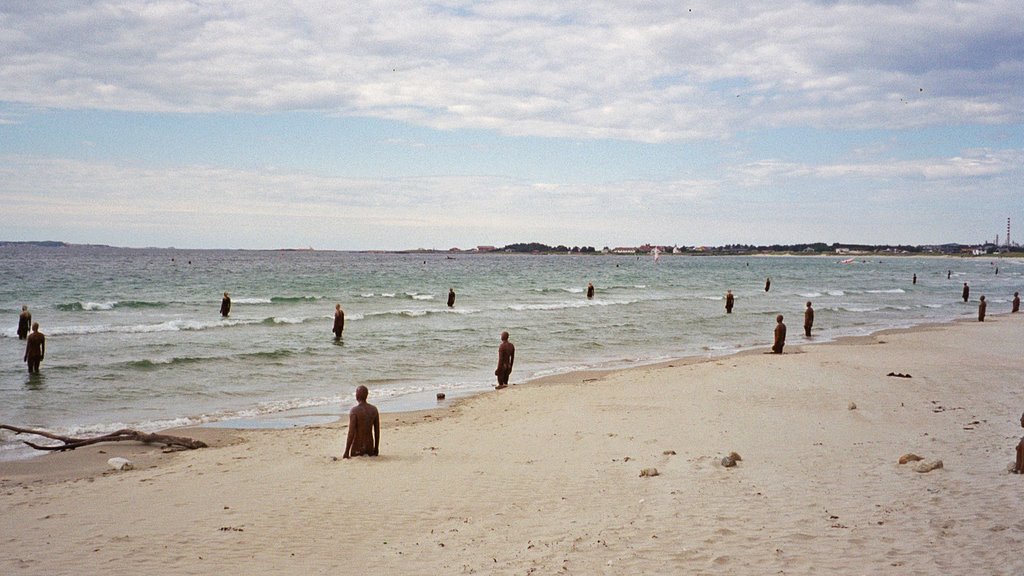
(804, 301, 814, 337)
(447, 288, 456, 308)
(725, 290, 734, 314)
(24, 322, 45, 374)
(333, 304, 345, 339)
(765, 278, 771, 292)
(17, 305, 31, 340)
(220, 292, 232, 317)
(962, 283, 970, 303)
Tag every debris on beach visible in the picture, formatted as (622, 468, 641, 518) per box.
(898, 453, 924, 464)
(887, 372, 912, 378)
(436, 392, 446, 400)
(639, 467, 659, 477)
(107, 457, 133, 471)
(848, 402, 857, 410)
(721, 452, 742, 467)
(914, 459, 943, 473)
(662, 450, 676, 456)
(0, 423, 207, 452)
(896, 454, 943, 473)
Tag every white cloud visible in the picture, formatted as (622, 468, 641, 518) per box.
(3, 148, 1019, 248)
(1, 1, 1020, 141)
(733, 148, 1024, 181)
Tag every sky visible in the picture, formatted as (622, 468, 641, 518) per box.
(1, 1, 1022, 251)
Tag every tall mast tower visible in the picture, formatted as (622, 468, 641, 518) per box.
(1007, 218, 1011, 247)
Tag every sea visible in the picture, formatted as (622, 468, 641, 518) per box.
(1, 245, 1020, 461)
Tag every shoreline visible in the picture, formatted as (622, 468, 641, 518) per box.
(2, 251, 1015, 453)
(2, 309, 1015, 483)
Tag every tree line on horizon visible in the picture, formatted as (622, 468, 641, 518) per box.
(495, 241, 1014, 255)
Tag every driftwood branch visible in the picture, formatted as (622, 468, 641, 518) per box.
(0, 424, 208, 452)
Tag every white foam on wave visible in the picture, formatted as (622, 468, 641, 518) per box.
(508, 299, 636, 312)
(268, 317, 305, 325)
(48, 317, 256, 336)
(866, 289, 905, 294)
(510, 300, 590, 312)
(364, 309, 431, 318)
(81, 301, 117, 311)
(841, 306, 882, 313)
(233, 297, 273, 304)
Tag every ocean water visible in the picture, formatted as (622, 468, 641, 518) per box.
(1, 245, 1020, 461)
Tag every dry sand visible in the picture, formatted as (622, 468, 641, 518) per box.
(2, 314, 1023, 575)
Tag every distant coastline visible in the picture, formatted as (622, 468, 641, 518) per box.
(1, 239, 1021, 257)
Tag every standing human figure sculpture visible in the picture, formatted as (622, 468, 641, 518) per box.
(220, 292, 232, 317)
(725, 290, 734, 314)
(962, 283, 970, 303)
(17, 305, 31, 340)
(495, 331, 515, 389)
(978, 295, 987, 322)
(765, 278, 771, 292)
(447, 288, 456, 308)
(1012, 411, 1024, 474)
(586, 283, 595, 299)
(1012, 291, 1020, 313)
(804, 301, 814, 337)
(333, 304, 345, 339)
(24, 322, 45, 374)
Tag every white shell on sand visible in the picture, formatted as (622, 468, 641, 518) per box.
(107, 457, 134, 471)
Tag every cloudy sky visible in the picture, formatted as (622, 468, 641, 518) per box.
(2, 1, 1022, 250)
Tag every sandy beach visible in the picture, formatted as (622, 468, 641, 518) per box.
(2, 313, 1023, 575)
